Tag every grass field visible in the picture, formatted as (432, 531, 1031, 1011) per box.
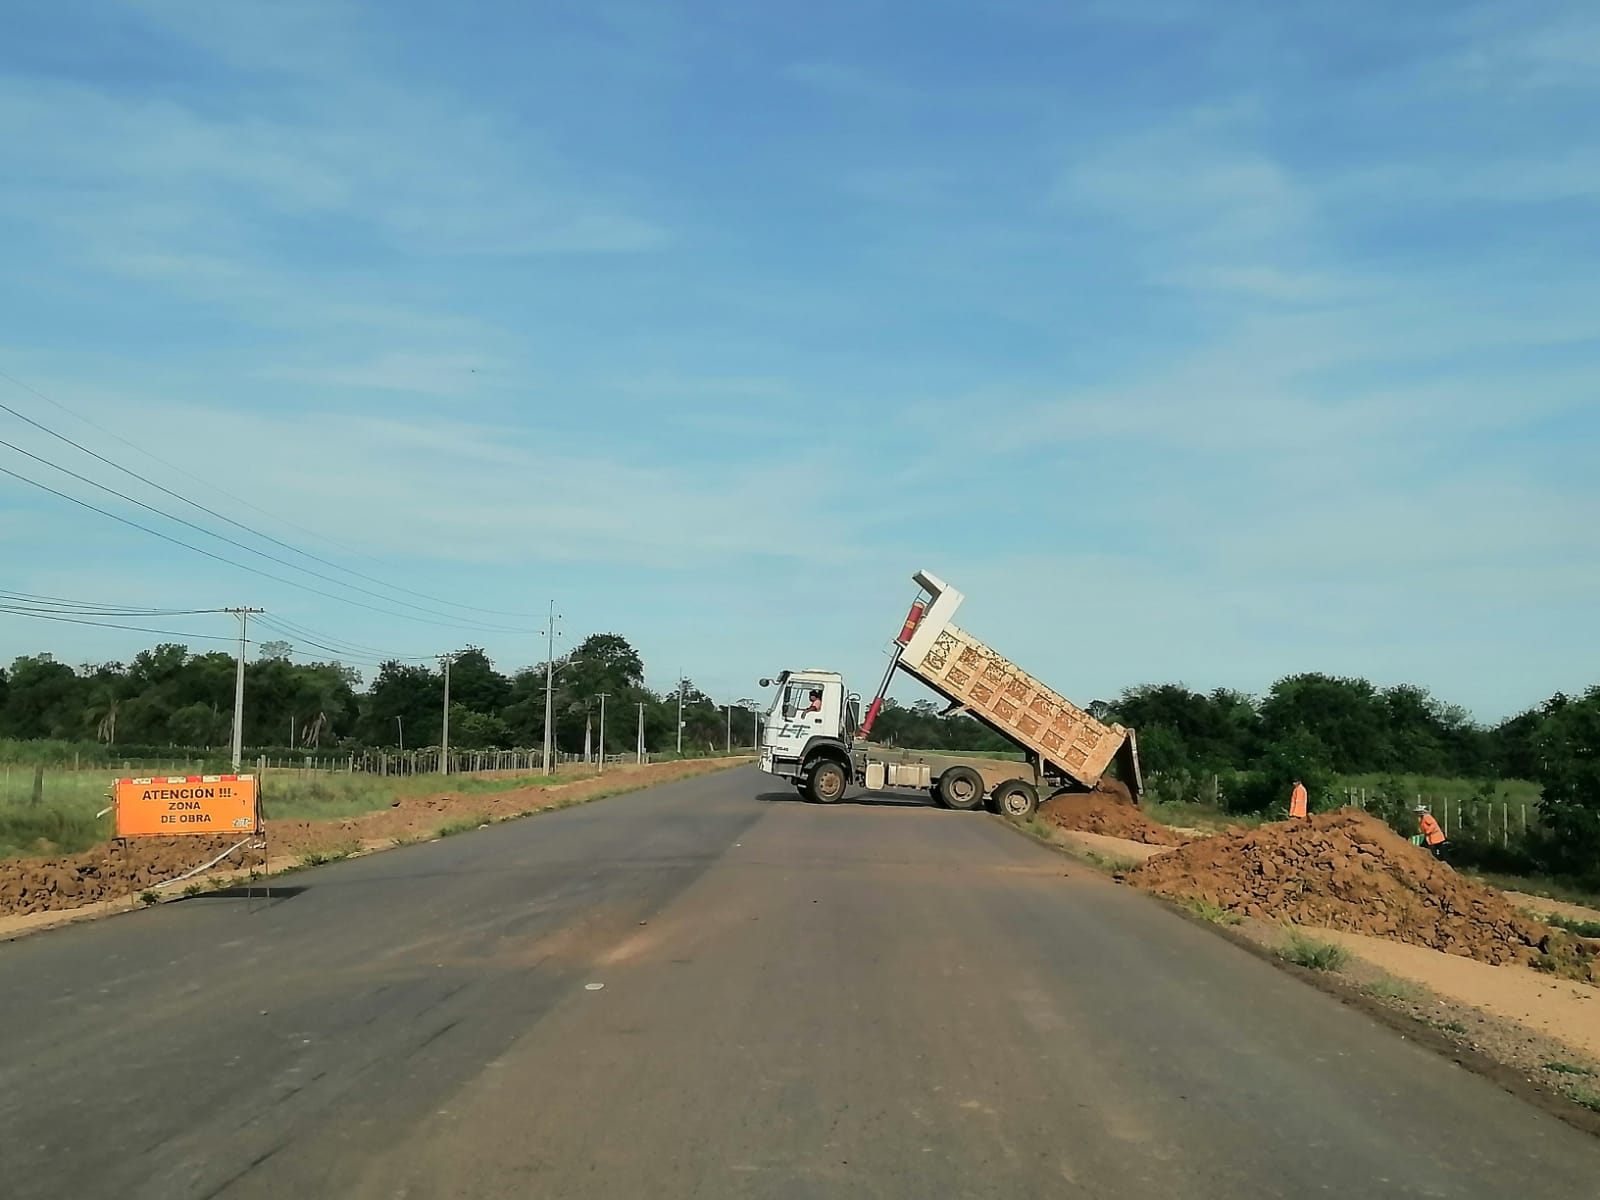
(0, 762, 614, 859)
(1335, 773, 1541, 807)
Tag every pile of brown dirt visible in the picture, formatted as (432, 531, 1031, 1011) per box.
(0, 836, 268, 916)
(1040, 790, 1186, 846)
(1129, 808, 1596, 975)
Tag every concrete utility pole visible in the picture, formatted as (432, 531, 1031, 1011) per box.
(396, 715, 404, 752)
(676, 672, 685, 755)
(752, 708, 759, 751)
(636, 701, 645, 764)
(224, 607, 263, 772)
(542, 601, 559, 774)
(440, 654, 453, 775)
(597, 693, 609, 774)
(725, 703, 732, 753)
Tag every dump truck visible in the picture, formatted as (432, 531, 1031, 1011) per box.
(757, 570, 1142, 819)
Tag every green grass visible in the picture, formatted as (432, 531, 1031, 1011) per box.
(1365, 977, 1420, 1001)
(1337, 773, 1541, 807)
(1081, 849, 1141, 872)
(1179, 896, 1244, 925)
(1547, 914, 1600, 938)
(297, 843, 359, 868)
(1281, 930, 1350, 972)
(893, 747, 1026, 762)
(436, 815, 492, 838)
(138, 889, 160, 906)
(1572, 1089, 1600, 1113)
(1466, 870, 1600, 912)
(1141, 799, 1264, 833)
(0, 760, 615, 860)
(1543, 1061, 1595, 1076)
(182, 881, 203, 897)
(1020, 817, 1055, 841)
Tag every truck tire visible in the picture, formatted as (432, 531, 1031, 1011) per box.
(936, 766, 985, 811)
(991, 779, 1039, 821)
(806, 759, 848, 804)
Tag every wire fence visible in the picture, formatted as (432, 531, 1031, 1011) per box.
(1344, 786, 1540, 848)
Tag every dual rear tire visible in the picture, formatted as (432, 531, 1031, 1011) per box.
(989, 778, 1040, 820)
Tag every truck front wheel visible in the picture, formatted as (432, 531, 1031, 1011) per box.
(806, 759, 848, 804)
(936, 766, 985, 811)
(991, 779, 1039, 820)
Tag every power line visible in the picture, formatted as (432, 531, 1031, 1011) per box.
(253, 615, 433, 665)
(0, 369, 412, 573)
(0, 590, 223, 617)
(0, 367, 538, 619)
(0, 454, 528, 634)
(0, 433, 526, 633)
(0, 605, 242, 643)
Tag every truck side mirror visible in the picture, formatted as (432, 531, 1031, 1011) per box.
(759, 678, 772, 688)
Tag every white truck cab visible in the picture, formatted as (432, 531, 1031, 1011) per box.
(758, 671, 857, 798)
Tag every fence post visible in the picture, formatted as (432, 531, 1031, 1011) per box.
(30, 763, 45, 808)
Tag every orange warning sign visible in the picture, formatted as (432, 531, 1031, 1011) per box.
(113, 774, 260, 838)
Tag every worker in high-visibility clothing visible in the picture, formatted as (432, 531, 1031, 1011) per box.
(1289, 779, 1308, 819)
(1415, 804, 1448, 858)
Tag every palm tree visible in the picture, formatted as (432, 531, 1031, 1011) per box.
(302, 711, 330, 750)
(94, 699, 121, 746)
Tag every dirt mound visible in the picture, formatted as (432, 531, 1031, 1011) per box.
(1091, 776, 1134, 806)
(0, 836, 268, 916)
(1041, 791, 1185, 846)
(1129, 808, 1594, 973)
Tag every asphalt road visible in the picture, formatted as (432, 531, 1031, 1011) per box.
(2, 767, 1596, 1199)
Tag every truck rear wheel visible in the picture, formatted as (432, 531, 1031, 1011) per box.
(991, 779, 1039, 821)
(936, 766, 985, 811)
(806, 759, 848, 804)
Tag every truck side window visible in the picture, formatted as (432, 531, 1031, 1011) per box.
(782, 684, 813, 719)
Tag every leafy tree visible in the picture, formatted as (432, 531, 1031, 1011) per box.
(445, 647, 510, 715)
(167, 702, 223, 747)
(1534, 688, 1600, 877)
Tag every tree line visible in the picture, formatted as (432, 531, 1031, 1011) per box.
(0, 633, 758, 759)
(3, 641, 1594, 883)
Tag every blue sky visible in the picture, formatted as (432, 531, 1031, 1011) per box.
(1, 0, 1597, 721)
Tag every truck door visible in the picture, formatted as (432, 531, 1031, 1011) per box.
(781, 681, 839, 739)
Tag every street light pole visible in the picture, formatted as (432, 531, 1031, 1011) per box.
(597, 692, 608, 774)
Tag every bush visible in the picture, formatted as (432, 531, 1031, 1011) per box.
(1281, 931, 1349, 971)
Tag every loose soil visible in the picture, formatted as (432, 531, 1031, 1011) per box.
(0, 758, 745, 923)
(1040, 783, 1185, 846)
(1128, 808, 1597, 978)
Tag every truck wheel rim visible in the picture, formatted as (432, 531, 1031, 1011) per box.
(952, 779, 975, 801)
(1002, 792, 1026, 814)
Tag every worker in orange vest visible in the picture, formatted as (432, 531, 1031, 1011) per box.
(1289, 779, 1308, 819)
(1415, 804, 1448, 858)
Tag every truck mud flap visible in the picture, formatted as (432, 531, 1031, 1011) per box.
(1115, 731, 1144, 803)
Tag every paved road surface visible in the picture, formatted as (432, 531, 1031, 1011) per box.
(2, 767, 1596, 1198)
